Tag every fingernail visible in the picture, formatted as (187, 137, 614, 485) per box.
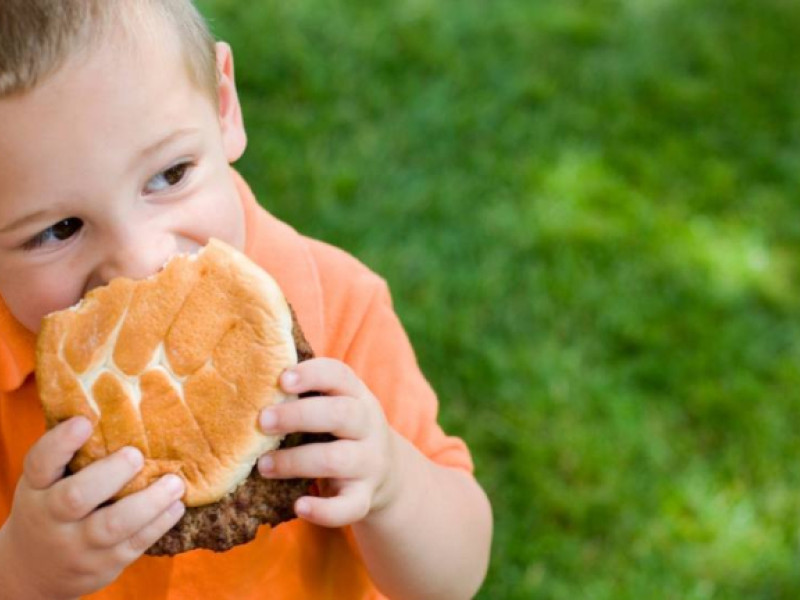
(122, 446, 144, 468)
(70, 417, 91, 437)
(168, 500, 185, 518)
(258, 454, 275, 474)
(295, 498, 310, 516)
(281, 369, 299, 389)
(259, 409, 278, 432)
(161, 474, 184, 494)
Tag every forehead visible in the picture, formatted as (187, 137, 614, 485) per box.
(0, 19, 214, 200)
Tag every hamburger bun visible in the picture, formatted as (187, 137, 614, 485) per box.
(35, 238, 298, 507)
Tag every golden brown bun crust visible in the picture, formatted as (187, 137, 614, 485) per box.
(35, 239, 297, 507)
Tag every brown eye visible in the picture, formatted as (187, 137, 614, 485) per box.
(163, 163, 189, 186)
(52, 218, 82, 240)
(23, 218, 83, 251)
(145, 161, 193, 194)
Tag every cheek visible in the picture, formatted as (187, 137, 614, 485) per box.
(192, 179, 245, 250)
(3, 274, 84, 333)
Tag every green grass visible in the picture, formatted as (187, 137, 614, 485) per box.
(198, 1, 800, 597)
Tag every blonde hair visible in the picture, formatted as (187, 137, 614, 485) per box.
(0, 0, 218, 99)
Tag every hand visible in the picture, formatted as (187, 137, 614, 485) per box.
(0, 417, 186, 600)
(257, 358, 400, 528)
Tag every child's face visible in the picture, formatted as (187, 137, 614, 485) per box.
(0, 27, 247, 333)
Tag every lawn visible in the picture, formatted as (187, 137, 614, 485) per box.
(198, 1, 800, 597)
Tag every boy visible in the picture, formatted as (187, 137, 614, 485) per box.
(0, 1, 492, 599)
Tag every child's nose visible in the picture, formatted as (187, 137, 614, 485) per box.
(90, 231, 181, 289)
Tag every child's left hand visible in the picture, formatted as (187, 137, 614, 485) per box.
(257, 358, 399, 527)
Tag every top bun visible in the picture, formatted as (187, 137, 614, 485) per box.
(35, 239, 297, 506)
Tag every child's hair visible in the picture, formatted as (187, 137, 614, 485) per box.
(0, 0, 217, 100)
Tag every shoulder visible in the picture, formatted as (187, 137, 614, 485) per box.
(299, 237, 393, 358)
(243, 200, 394, 358)
(305, 237, 388, 298)
(247, 200, 384, 294)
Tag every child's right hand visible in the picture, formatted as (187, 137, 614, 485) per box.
(0, 416, 186, 600)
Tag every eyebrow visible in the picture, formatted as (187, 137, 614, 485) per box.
(136, 127, 202, 162)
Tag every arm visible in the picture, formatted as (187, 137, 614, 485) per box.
(353, 431, 492, 599)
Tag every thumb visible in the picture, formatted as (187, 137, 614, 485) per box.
(23, 417, 93, 490)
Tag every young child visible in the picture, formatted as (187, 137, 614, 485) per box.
(0, 2, 492, 599)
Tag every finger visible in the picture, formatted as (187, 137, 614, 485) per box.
(47, 446, 143, 522)
(258, 440, 363, 480)
(84, 474, 185, 548)
(23, 417, 93, 490)
(280, 358, 368, 398)
(294, 484, 371, 528)
(260, 395, 369, 440)
(113, 499, 186, 563)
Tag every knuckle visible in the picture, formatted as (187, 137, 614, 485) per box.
(102, 511, 126, 541)
(55, 481, 85, 517)
(360, 448, 378, 475)
(324, 444, 350, 474)
(65, 557, 94, 579)
(84, 522, 108, 548)
(317, 357, 339, 371)
(83, 522, 105, 548)
(331, 396, 354, 428)
(296, 401, 314, 427)
(127, 533, 150, 554)
(357, 396, 376, 429)
(23, 452, 49, 484)
(109, 541, 137, 567)
(319, 357, 351, 381)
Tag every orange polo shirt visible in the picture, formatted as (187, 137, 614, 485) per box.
(0, 171, 473, 599)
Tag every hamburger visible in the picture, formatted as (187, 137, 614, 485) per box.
(35, 239, 322, 555)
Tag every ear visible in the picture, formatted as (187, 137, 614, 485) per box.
(216, 42, 247, 162)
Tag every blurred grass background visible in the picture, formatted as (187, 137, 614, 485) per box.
(198, 0, 800, 597)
